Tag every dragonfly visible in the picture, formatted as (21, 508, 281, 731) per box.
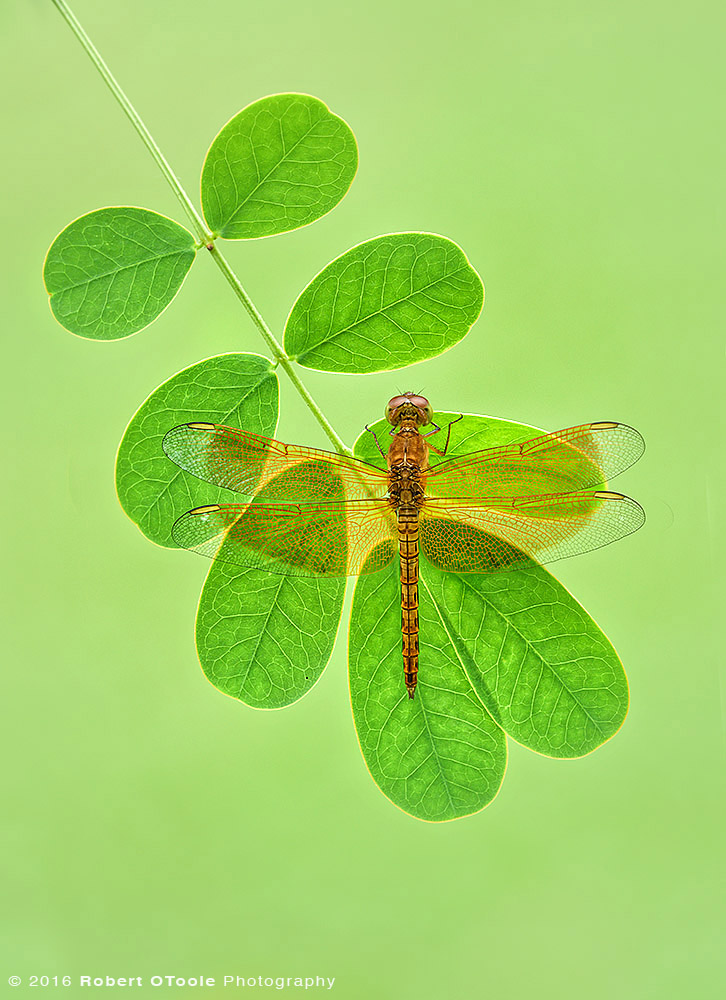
(162, 393, 644, 699)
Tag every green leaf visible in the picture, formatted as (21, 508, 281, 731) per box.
(351, 412, 630, 771)
(116, 354, 278, 547)
(284, 233, 484, 373)
(201, 94, 358, 239)
(420, 557, 628, 758)
(196, 564, 345, 708)
(194, 447, 350, 707)
(349, 558, 507, 822)
(43, 207, 196, 340)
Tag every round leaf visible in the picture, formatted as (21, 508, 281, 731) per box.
(194, 431, 348, 706)
(116, 354, 278, 547)
(284, 233, 484, 372)
(196, 564, 345, 709)
(201, 94, 358, 239)
(421, 557, 629, 758)
(349, 558, 508, 822)
(43, 207, 196, 340)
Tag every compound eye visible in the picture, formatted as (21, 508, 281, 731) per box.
(406, 394, 430, 410)
(387, 394, 409, 410)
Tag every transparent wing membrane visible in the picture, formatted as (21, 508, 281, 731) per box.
(420, 491, 645, 573)
(166, 418, 644, 577)
(163, 422, 388, 500)
(172, 500, 398, 578)
(425, 422, 645, 500)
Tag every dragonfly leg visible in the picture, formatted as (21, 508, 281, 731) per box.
(364, 424, 387, 458)
(427, 414, 463, 456)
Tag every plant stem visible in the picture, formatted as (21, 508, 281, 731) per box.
(207, 245, 352, 454)
(51, 0, 352, 457)
(51, 0, 209, 244)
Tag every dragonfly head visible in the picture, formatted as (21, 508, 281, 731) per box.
(385, 393, 433, 427)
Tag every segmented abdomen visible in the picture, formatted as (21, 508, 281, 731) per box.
(398, 506, 420, 698)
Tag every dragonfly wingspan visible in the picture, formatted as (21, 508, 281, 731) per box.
(420, 491, 645, 573)
(172, 499, 398, 578)
(425, 422, 645, 500)
(165, 420, 646, 575)
(163, 422, 388, 500)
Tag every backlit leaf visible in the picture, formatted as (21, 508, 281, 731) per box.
(284, 233, 484, 373)
(43, 207, 196, 340)
(116, 354, 278, 547)
(420, 556, 628, 757)
(201, 93, 358, 239)
(349, 558, 507, 821)
(196, 562, 345, 709)
(195, 447, 348, 707)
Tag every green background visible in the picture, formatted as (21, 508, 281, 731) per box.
(2, 1, 722, 997)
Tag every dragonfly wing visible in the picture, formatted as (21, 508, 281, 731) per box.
(425, 422, 645, 500)
(163, 422, 388, 500)
(420, 492, 645, 572)
(172, 499, 398, 578)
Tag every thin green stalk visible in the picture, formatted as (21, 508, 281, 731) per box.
(51, 0, 352, 457)
(51, 0, 209, 244)
(207, 245, 352, 455)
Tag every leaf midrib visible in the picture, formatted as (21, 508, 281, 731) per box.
(232, 572, 288, 694)
(354, 579, 458, 816)
(51, 248, 194, 294)
(415, 686, 457, 815)
(220, 114, 333, 230)
(296, 264, 472, 357)
(430, 571, 611, 740)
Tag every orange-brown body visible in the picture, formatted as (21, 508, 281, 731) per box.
(384, 395, 432, 699)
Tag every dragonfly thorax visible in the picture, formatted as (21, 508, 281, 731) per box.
(387, 432, 428, 508)
(388, 467, 425, 509)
